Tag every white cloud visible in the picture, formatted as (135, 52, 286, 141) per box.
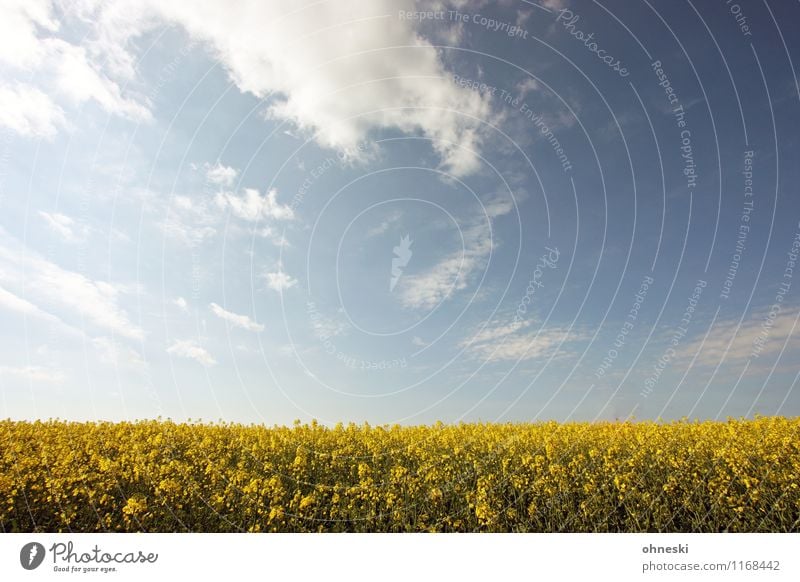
(460, 319, 581, 363)
(49, 0, 491, 175)
(0, 285, 61, 323)
(270, 234, 291, 248)
(3, 1, 496, 169)
(400, 254, 469, 309)
(398, 189, 521, 309)
(167, 339, 216, 366)
(309, 311, 350, 339)
(160, 219, 216, 247)
(0, 285, 88, 341)
(0, 0, 59, 69)
(468, 319, 532, 344)
(205, 162, 238, 187)
(209, 302, 264, 332)
(482, 192, 516, 218)
(216, 188, 295, 222)
(39, 211, 74, 239)
(160, 187, 292, 247)
(0, 1, 151, 140)
(91, 337, 145, 368)
(49, 38, 150, 121)
(365, 210, 403, 238)
(365, 222, 391, 238)
(399, 220, 493, 310)
(173, 297, 189, 312)
(38, 210, 88, 242)
(541, 0, 567, 10)
(160, 195, 218, 247)
(517, 78, 540, 96)
(0, 83, 66, 139)
(0, 365, 64, 383)
(677, 307, 800, 369)
(257, 226, 291, 248)
(264, 270, 297, 292)
(0, 228, 144, 340)
(159, 0, 491, 175)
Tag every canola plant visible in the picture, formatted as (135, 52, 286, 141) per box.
(1, 417, 798, 532)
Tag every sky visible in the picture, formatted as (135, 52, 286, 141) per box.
(0, 0, 799, 425)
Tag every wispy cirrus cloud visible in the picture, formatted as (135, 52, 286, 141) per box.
(365, 210, 403, 238)
(460, 319, 586, 363)
(0, 228, 144, 340)
(676, 307, 800, 371)
(0, 285, 63, 326)
(398, 192, 517, 309)
(38, 211, 88, 242)
(209, 302, 264, 332)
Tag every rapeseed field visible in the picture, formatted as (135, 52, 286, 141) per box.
(1, 417, 798, 532)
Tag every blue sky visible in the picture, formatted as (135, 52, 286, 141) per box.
(1, 0, 799, 425)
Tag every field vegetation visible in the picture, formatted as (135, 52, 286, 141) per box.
(1, 417, 798, 532)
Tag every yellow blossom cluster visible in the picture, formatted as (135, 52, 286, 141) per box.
(1, 417, 798, 532)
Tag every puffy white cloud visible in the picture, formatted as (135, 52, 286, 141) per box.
(0, 83, 66, 139)
(264, 270, 297, 292)
(154, 0, 491, 175)
(173, 297, 189, 312)
(0, 0, 59, 69)
(159, 186, 293, 247)
(0, 1, 150, 139)
(3, 1, 495, 169)
(215, 188, 295, 222)
(48, 38, 150, 121)
(166, 339, 216, 366)
(8, 0, 491, 172)
(209, 302, 264, 332)
(205, 162, 238, 187)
